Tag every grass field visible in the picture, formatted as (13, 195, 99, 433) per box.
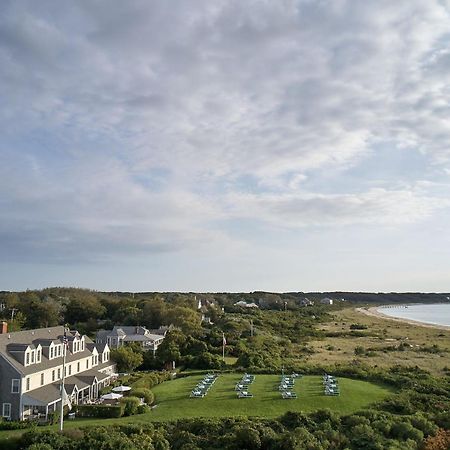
(0, 374, 393, 442)
(308, 307, 450, 375)
(148, 374, 392, 420)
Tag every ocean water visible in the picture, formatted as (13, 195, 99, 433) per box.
(378, 303, 450, 327)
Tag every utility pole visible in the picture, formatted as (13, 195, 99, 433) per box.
(10, 308, 18, 321)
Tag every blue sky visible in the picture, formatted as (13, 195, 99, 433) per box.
(1, 0, 450, 292)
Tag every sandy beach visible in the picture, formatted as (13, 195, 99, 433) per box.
(356, 306, 450, 331)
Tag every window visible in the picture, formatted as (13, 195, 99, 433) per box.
(58, 368, 61, 379)
(81, 341, 84, 351)
(37, 350, 41, 362)
(2, 403, 11, 418)
(68, 365, 72, 376)
(86, 360, 89, 369)
(31, 351, 35, 363)
(77, 362, 80, 372)
(50, 347, 54, 359)
(11, 379, 20, 394)
(52, 370, 55, 381)
(40, 373, 44, 386)
(92, 356, 95, 365)
(26, 378, 30, 391)
(26, 353, 30, 365)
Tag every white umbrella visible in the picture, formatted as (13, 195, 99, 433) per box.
(112, 385, 132, 393)
(101, 392, 123, 400)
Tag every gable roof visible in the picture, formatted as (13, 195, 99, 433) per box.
(0, 326, 96, 375)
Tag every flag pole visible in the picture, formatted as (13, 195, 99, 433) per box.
(222, 332, 225, 362)
(60, 326, 67, 432)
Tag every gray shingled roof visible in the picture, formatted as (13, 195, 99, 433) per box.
(22, 383, 62, 406)
(122, 333, 163, 342)
(0, 326, 99, 375)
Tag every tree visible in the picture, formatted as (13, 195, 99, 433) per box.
(110, 346, 143, 372)
(165, 306, 201, 334)
(234, 426, 262, 449)
(141, 297, 167, 329)
(8, 311, 26, 331)
(65, 294, 106, 323)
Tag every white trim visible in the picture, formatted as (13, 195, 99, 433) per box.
(11, 379, 20, 393)
(2, 403, 11, 418)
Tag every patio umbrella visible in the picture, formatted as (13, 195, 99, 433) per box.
(112, 385, 132, 393)
(101, 392, 123, 400)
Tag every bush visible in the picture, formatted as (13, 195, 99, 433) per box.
(137, 404, 151, 414)
(0, 420, 35, 430)
(350, 323, 368, 330)
(120, 396, 141, 416)
(74, 404, 124, 418)
(130, 371, 171, 389)
(130, 388, 154, 405)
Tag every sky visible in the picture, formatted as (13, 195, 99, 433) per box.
(1, 0, 450, 293)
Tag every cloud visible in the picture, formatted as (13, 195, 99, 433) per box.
(225, 188, 445, 228)
(1, 0, 450, 263)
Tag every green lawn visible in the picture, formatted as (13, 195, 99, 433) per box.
(0, 374, 393, 442)
(148, 374, 392, 420)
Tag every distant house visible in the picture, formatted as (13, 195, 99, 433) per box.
(320, 298, 334, 305)
(96, 326, 167, 353)
(234, 301, 259, 309)
(300, 298, 315, 307)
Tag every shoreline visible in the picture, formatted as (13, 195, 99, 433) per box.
(356, 306, 450, 331)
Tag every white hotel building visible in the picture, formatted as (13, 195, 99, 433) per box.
(0, 323, 115, 421)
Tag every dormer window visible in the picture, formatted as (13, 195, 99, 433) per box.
(50, 347, 54, 359)
(26, 352, 30, 365)
(31, 351, 35, 364)
(36, 349, 41, 363)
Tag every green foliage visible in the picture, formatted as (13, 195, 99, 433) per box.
(130, 388, 154, 405)
(0, 420, 35, 430)
(137, 404, 151, 414)
(120, 396, 141, 416)
(350, 323, 368, 330)
(64, 293, 106, 323)
(111, 346, 143, 373)
(74, 404, 124, 418)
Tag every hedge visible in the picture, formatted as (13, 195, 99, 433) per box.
(0, 420, 35, 430)
(73, 404, 124, 418)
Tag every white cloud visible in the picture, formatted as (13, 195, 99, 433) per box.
(1, 0, 450, 263)
(225, 188, 445, 227)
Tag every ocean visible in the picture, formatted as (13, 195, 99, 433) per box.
(378, 303, 450, 327)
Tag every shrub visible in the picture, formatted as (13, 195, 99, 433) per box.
(350, 323, 368, 330)
(131, 371, 171, 389)
(120, 396, 141, 416)
(74, 404, 124, 418)
(130, 388, 154, 405)
(137, 404, 151, 414)
(0, 420, 35, 430)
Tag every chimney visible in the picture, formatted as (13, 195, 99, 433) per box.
(0, 321, 8, 334)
